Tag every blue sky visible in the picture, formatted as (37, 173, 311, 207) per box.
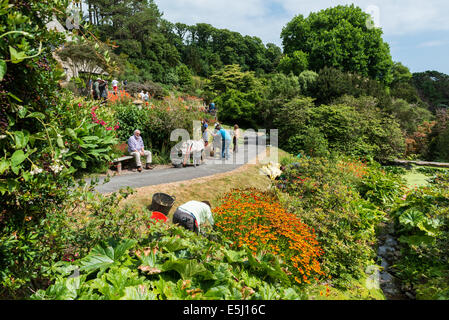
(156, 0, 449, 74)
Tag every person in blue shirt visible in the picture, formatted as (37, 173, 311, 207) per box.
(209, 102, 215, 113)
(215, 125, 231, 160)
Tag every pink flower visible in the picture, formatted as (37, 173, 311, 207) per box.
(100, 120, 106, 126)
(106, 127, 113, 131)
(78, 103, 82, 107)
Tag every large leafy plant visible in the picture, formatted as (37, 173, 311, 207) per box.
(32, 224, 309, 300)
(0, 0, 118, 298)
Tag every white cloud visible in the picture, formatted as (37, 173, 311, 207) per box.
(273, 0, 449, 35)
(156, 0, 288, 45)
(156, 0, 449, 46)
(418, 40, 448, 48)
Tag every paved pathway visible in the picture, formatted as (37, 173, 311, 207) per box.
(93, 136, 270, 193)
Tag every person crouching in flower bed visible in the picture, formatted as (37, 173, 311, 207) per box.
(127, 129, 153, 172)
(172, 200, 214, 234)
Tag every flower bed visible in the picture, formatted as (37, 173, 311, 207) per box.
(213, 188, 324, 284)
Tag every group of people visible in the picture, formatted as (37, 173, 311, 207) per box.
(90, 78, 126, 101)
(127, 128, 214, 234)
(202, 120, 240, 160)
(138, 90, 150, 101)
(91, 78, 108, 101)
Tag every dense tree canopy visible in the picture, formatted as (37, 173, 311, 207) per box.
(280, 5, 394, 85)
(413, 71, 449, 112)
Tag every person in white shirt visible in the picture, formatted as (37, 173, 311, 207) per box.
(233, 124, 240, 153)
(111, 79, 119, 94)
(143, 91, 149, 101)
(139, 90, 145, 100)
(172, 200, 214, 234)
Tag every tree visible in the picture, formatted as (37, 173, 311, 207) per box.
(413, 71, 449, 112)
(311, 67, 391, 106)
(57, 41, 110, 83)
(281, 5, 394, 84)
(208, 65, 263, 127)
(277, 50, 309, 76)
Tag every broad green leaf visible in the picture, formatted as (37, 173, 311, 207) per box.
(120, 285, 157, 300)
(0, 59, 6, 81)
(26, 112, 45, 120)
(159, 236, 190, 252)
(18, 106, 27, 118)
(223, 248, 246, 263)
(204, 285, 231, 299)
(137, 250, 164, 275)
(0, 159, 9, 174)
(9, 46, 27, 63)
(57, 136, 64, 148)
(399, 209, 424, 229)
(82, 136, 99, 141)
(162, 259, 208, 279)
(14, 130, 29, 149)
(0, 181, 8, 195)
(66, 128, 77, 139)
(7, 178, 19, 192)
(11, 149, 26, 167)
(80, 239, 137, 275)
(398, 235, 435, 246)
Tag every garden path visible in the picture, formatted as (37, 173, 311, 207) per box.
(93, 135, 272, 193)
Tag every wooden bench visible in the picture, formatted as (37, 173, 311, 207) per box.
(113, 155, 134, 174)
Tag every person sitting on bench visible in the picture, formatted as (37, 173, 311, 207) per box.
(128, 129, 153, 172)
(172, 200, 214, 234)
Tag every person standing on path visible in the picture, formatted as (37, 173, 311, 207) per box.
(202, 123, 210, 147)
(127, 129, 153, 172)
(111, 79, 119, 95)
(99, 79, 108, 102)
(233, 124, 240, 153)
(216, 125, 231, 160)
(172, 200, 214, 234)
(93, 78, 101, 100)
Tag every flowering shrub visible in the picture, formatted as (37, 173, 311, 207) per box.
(53, 95, 119, 172)
(214, 188, 324, 285)
(275, 157, 386, 287)
(114, 98, 214, 155)
(107, 89, 131, 105)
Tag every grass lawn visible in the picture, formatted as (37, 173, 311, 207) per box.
(403, 171, 430, 188)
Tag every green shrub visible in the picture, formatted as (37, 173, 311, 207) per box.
(390, 183, 449, 298)
(356, 164, 405, 208)
(31, 224, 308, 300)
(114, 101, 208, 155)
(276, 157, 386, 285)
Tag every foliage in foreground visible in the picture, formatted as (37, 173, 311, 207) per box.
(390, 172, 449, 299)
(31, 224, 308, 300)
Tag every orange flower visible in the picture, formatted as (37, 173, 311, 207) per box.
(213, 188, 325, 284)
